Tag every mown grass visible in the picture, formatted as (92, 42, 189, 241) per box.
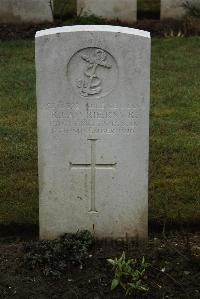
(0, 37, 199, 226)
(0, 41, 38, 224)
(150, 37, 200, 223)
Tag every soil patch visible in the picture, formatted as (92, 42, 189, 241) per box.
(0, 231, 199, 298)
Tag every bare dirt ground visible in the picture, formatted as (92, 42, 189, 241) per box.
(0, 230, 199, 299)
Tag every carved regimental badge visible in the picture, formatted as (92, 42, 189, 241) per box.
(68, 48, 118, 99)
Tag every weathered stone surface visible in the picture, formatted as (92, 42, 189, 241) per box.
(0, 0, 53, 24)
(77, 0, 137, 23)
(36, 25, 150, 240)
(161, 0, 198, 20)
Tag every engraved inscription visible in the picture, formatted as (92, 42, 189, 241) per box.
(47, 102, 140, 136)
(70, 139, 116, 213)
(68, 48, 118, 99)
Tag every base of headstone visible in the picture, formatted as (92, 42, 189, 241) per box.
(0, 0, 53, 24)
(161, 0, 199, 20)
(77, 0, 137, 23)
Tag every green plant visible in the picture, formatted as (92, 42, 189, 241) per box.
(23, 230, 94, 278)
(107, 252, 150, 296)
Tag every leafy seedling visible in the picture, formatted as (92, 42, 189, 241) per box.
(107, 252, 150, 296)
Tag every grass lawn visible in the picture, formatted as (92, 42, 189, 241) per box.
(0, 37, 199, 227)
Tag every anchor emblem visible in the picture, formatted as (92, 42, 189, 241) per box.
(76, 49, 112, 97)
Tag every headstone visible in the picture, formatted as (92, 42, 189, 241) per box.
(161, 0, 198, 20)
(77, 0, 137, 23)
(36, 25, 150, 240)
(0, 0, 53, 24)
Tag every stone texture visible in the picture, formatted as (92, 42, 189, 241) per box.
(36, 25, 150, 240)
(161, 0, 199, 20)
(0, 0, 53, 24)
(77, 0, 137, 23)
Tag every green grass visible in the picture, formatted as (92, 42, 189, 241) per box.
(0, 37, 200, 226)
(150, 37, 200, 223)
(0, 41, 38, 224)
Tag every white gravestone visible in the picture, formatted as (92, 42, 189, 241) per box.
(36, 25, 150, 240)
(161, 0, 198, 20)
(0, 0, 53, 24)
(77, 0, 137, 23)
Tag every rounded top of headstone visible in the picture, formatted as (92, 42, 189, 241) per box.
(35, 25, 150, 39)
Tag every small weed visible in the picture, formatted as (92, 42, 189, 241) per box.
(23, 230, 94, 278)
(107, 252, 150, 296)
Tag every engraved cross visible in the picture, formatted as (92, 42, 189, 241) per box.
(70, 139, 117, 213)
